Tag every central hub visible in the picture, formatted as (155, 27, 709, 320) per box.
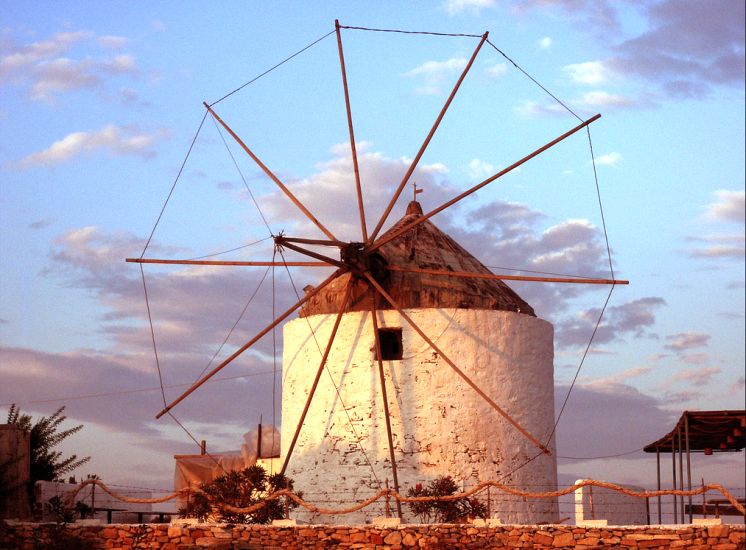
(341, 242, 389, 284)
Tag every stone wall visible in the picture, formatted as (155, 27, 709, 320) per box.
(2, 521, 743, 549)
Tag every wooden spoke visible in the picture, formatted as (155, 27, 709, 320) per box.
(278, 241, 345, 269)
(126, 258, 331, 267)
(362, 272, 550, 455)
(369, 291, 403, 518)
(280, 280, 354, 476)
(368, 114, 602, 254)
(387, 266, 629, 286)
(280, 236, 347, 247)
(155, 268, 345, 419)
(335, 20, 368, 242)
(367, 32, 489, 244)
(203, 102, 337, 241)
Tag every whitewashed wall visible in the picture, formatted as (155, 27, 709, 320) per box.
(282, 308, 558, 524)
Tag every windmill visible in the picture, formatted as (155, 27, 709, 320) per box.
(127, 21, 627, 524)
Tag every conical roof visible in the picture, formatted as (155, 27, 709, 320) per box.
(299, 201, 535, 317)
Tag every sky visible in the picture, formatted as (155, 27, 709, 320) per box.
(1, 1, 744, 517)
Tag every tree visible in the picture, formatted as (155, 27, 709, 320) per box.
(6, 405, 90, 501)
(178, 464, 299, 523)
(406, 475, 488, 523)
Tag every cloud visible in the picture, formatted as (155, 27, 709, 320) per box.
(485, 63, 507, 79)
(404, 57, 468, 95)
(671, 366, 721, 386)
(97, 35, 129, 49)
(594, 152, 621, 167)
(686, 190, 745, 261)
(556, 297, 667, 348)
(563, 60, 612, 85)
(664, 331, 710, 351)
(705, 190, 745, 224)
(0, 29, 139, 102)
(514, 100, 569, 118)
(576, 91, 640, 109)
(28, 218, 54, 230)
(610, 0, 745, 98)
(443, 0, 496, 16)
(538, 37, 552, 50)
(466, 158, 495, 180)
(554, 381, 674, 458)
(7, 125, 166, 169)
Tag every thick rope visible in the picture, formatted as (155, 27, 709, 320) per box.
(65, 478, 745, 518)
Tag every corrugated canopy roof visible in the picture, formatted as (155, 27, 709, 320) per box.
(299, 201, 536, 317)
(643, 410, 746, 453)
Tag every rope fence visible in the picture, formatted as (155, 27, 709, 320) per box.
(65, 477, 745, 518)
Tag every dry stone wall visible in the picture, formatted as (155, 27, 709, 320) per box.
(2, 521, 744, 549)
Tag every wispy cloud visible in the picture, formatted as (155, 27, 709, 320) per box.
(704, 189, 745, 224)
(672, 366, 721, 385)
(538, 36, 552, 50)
(443, 0, 496, 16)
(594, 152, 621, 167)
(664, 331, 710, 351)
(563, 60, 613, 85)
(686, 189, 745, 260)
(404, 57, 467, 95)
(0, 30, 139, 103)
(6, 125, 167, 169)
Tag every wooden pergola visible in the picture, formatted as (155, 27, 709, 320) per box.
(644, 410, 746, 523)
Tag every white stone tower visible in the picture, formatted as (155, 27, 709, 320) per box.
(281, 201, 558, 524)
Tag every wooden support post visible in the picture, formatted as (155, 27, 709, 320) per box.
(156, 269, 344, 418)
(335, 20, 368, 242)
(685, 414, 693, 523)
(656, 448, 662, 524)
(204, 102, 337, 241)
(280, 282, 354, 476)
(200, 440, 206, 455)
(368, 32, 489, 243)
(678, 426, 685, 521)
(672, 435, 678, 523)
(363, 272, 549, 455)
(370, 299, 403, 519)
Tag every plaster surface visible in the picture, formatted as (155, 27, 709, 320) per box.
(281, 308, 558, 524)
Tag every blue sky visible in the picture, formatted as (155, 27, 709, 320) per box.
(1, 1, 743, 511)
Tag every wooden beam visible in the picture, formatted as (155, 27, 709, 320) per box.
(367, 32, 489, 244)
(126, 258, 331, 267)
(203, 102, 337, 241)
(363, 272, 550, 455)
(369, 294, 403, 518)
(387, 266, 629, 285)
(279, 237, 347, 247)
(278, 241, 345, 269)
(280, 281, 353, 476)
(335, 20, 368, 242)
(155, 268, 345, 419)
(368, 114, 602, 254)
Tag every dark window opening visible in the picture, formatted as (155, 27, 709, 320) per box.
(376, 328, 403, 360)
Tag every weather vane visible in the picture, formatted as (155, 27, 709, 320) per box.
(412, 181, 423, 201)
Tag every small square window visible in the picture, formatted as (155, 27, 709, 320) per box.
(376, 328, 403, 360)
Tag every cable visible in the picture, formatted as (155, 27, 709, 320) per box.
(586, 126, 615, 279)
(549, 284, 616, 446)
(140, 265, 167, 409)
(140, 110, 209, 258)
(1, 369, 277, 408)
(486, 39, 582, 122)
(485, 264, 601, 280)
(187, 236, 273, 260)
(209, 29, 337, 106)
(339, 24, 481, 39)
(193, 266, 271, 382)
(210, 114, 274, 235)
